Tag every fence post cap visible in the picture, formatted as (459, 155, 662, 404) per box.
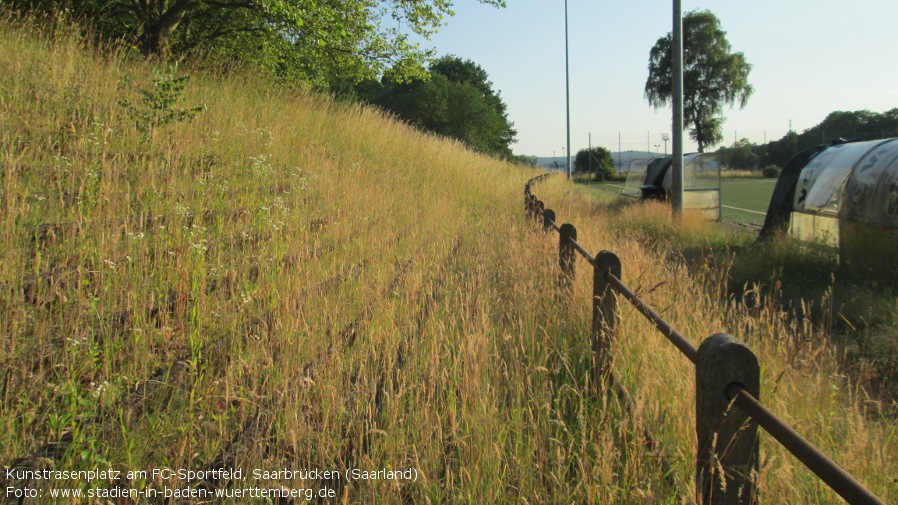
(697, 333, 758, 363)
(698, 332, 747, 351)
(593, 250, 622, 273)
(696, 333, 761, 402)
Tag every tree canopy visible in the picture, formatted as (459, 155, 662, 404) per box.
(711, 108, 898, 170)
(716, 138, 760, 170)
(9, 0, 505, 87)
(574, 147, 615, 180)
(763, 109, 898, 167)
(365, 55, 516, 159)
(644, 9, 753, 153)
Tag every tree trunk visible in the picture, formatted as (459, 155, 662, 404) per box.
(693, 107, 706, 153)
(139, 0, 196, 57)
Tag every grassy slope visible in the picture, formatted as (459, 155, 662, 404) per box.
(0, 17, 895, 503)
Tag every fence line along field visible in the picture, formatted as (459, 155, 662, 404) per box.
(1, 16, 895, 503)
(585, 177, 776, 227)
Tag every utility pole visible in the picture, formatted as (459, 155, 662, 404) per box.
(589, 132, 592, 174)
(671, 0, 684, 215)
(564, 0, 571, 180)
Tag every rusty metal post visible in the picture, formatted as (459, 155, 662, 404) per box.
(542, 208, 555, 232)
(696, 333, 759, 505)
(558, 223, 577, 296)
(592, 251, 621, 384)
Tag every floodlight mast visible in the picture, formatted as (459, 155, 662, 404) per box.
(564, 0, 571, 180)
(671, 0, 684, 214)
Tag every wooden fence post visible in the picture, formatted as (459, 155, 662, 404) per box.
(591, 251, 621, 384)
(696, 333, 760, 505)
(533, 200, 546, 225)
(558, 223, 577, 296)
(542, 208, 555, 232)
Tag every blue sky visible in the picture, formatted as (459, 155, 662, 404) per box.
(417, 1, 898, 157)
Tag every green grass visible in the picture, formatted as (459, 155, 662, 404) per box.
(576, 181, 623, 204)
(581, 177, 776, 226)
(719, 178, 776, 225)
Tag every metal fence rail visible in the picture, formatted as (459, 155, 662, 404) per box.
(524, 175, 884, 505)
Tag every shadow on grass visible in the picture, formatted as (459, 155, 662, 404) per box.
(602, 198, 898, 410)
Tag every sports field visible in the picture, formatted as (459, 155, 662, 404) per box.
(719, 178, 777, 225)
(585, 178, 776, 226)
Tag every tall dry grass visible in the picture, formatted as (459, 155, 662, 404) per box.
(0, 14, 675, 503)
(528, 183, 898, 502)
(0, 13, 894, 504)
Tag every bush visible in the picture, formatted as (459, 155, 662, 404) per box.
(596, 163, 618, 181)
(762, 165, 780, 178)
(120, 68, 205, 137)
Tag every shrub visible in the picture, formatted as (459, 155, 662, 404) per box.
(120, 68, 205, 136)
(762, 165, 780, 178)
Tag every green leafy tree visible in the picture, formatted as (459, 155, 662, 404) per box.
(367, 56, 516, 159)
(764, 131, 800, 168)
(574, 147, 615, 180)
(762, 109, 898, 168)
(375, 73, 451, 133)
(644, 9, 753, 152)
(716, 138, 760, 170)
(431, 56, 516, 156)
(10, 0, 505, 85)
(798, 109, 898, 145)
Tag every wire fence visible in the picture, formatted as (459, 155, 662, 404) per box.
(524, 174, 884, 505)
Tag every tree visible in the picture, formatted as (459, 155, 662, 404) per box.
(644, 10, 753, 152)
(574, 147, 615, 180)
(761, 108, 898, 168)
(798, 109, 898, 145)
(764, 131, 800, 169)
(10, 0, 506, 85)
(716, 138, 760, 170)
(367, 56, 516, 159)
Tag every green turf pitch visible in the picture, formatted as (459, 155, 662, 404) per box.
(583, 178, 776, 226)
